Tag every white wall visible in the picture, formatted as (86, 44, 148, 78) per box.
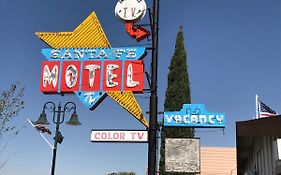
(244, 136, 279, 174)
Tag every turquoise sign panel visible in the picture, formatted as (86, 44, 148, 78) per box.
(41, 47, 146, 61)
(75, 91, 106, 110)
(164, 104, 225, 128)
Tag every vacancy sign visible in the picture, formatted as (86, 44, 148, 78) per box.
(164, 104, 225, 128)
(91, 130, 148, 143)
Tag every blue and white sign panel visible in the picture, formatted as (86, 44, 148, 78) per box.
(164, 104, 225, 128)
(41, 47, 146, 61)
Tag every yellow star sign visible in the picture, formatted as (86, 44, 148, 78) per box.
(36, 12, 148, 128)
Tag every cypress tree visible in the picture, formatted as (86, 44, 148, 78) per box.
(159, 26, 194, 175)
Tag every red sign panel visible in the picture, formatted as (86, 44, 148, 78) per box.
(124, 60, 144, 92)
(81, 61, 101, 91)
(102, 60, 122, 91)
(40, 61, 60, 93)
(61, 61, 81, 92)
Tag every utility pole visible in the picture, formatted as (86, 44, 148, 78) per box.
(148, 0, 159, 174)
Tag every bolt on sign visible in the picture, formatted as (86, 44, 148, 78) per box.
(91, 130, 148, 143)
(164, 104, 226, 128)
(36, 12, 148, 127)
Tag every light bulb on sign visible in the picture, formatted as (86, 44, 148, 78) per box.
(115, 0, 147, 22)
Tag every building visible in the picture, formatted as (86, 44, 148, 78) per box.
(236, 115, 281, 175)
(200, 147, 237, 175)
(164, 138, 236, 174)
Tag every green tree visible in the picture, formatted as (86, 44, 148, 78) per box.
(159, 27, 194, 175)
(0, 82, 25, 171)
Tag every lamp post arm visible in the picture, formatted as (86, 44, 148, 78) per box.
(63, 102, 76, 113)
(43, 101, 56, 112)
(42, 102, 57, 124)
(62, 102, 77, 123)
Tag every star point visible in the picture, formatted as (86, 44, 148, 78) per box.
(36, 12, 111, 48)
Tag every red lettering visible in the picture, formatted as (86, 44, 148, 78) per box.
(131, 132, 136, 140)
(94, 132, 100, 139)
(113, 133, 119, 139)
(120, 132, 125, 140)
(101, 133, 107, 139)
(94, 132, 125, 141)
(137, 132, 144, 139)
(107, 132, 112, 139)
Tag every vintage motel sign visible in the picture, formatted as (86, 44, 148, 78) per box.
(164, 104, 226, 128)
(36, 12, 148, 127)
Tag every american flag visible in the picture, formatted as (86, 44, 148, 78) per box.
(27, 118, 52, 135)
(27, 118, 54, 149)
(34, 123, 52, 135)
(259, 100, 277, 118)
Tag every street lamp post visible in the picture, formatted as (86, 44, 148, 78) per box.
(34, 101, 81, 175)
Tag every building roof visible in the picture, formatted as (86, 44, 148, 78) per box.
(236, 115, 281, 137)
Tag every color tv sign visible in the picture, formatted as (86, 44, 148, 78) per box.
(91, 130, 148, 143)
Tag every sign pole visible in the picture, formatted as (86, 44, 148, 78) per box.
(148, 0, 159, 174)
(51, 104, 62, 175)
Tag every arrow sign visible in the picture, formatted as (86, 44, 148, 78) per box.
(125, 21, 150, 42)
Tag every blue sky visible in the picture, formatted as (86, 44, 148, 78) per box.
(1, 0, 280, 174)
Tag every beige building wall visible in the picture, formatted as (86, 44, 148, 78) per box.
(200, 147, 237, 175)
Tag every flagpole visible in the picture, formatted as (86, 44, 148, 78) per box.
(40, 133, 54, 149)
(255, 94, 259, 119)
(27, 118, 53, 149)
